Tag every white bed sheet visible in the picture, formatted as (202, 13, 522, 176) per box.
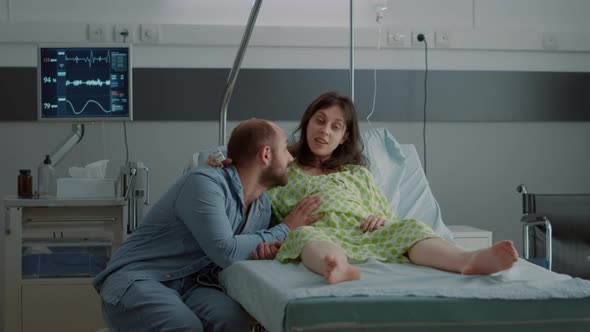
(220, 259, 590, 332)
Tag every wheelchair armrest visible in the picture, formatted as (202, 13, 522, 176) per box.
(521, 214, 548, 224)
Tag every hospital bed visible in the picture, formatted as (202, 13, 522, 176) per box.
(190, 129, 590, 332)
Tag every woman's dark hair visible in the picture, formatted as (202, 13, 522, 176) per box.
(291, 92, 365, 172)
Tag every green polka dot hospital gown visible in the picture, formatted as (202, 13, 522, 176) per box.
(268, 164, 438, 263)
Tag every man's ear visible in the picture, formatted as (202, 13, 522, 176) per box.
(258, 145, 272, 166)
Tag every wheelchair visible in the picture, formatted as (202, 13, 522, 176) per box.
(517, 184, 590, 279)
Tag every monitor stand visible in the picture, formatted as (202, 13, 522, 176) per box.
(46, 123, 85, 168)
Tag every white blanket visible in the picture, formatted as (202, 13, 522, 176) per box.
(220, 259, 590, 332)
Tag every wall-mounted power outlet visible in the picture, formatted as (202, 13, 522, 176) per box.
(411, 31, 434, 47)
(114, 24, 133, 43)
(387, 31, 410, 48)
(87, 24, 107, 42)
(435, 30, 451, 48)
(140, 24, 160, 43)
(542, 33, 558, 50)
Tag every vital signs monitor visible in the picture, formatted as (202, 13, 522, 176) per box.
(38, 45, 132, 121)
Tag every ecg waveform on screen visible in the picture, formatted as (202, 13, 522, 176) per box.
(65, 79, 111, 87)
(62, 50, 110, 68)
(63, 99, 112, 115)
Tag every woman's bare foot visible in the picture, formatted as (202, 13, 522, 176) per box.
(462, 240, 518, 275)
(323, 254, 360, 284)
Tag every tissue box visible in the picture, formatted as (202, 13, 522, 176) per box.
(57, 178, 116, 198)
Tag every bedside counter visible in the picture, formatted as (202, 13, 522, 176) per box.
(448, 225, 492, 250)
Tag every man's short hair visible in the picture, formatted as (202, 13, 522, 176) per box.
(227, 119, 278, 167)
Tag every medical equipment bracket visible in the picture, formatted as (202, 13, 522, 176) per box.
(46, 124, 85, 168)
(120, 161, 150, 233)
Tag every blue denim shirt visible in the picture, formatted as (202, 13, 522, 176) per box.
(93, 165, 289, 305)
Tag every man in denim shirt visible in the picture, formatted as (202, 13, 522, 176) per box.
(94, 119, 322, 331)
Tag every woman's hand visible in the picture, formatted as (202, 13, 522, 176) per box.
(360, 215, 388, 233)
(251, 241, 282, 260)
(206, 155, 232, 168)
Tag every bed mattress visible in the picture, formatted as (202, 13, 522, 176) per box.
(220, 259, 590, 332)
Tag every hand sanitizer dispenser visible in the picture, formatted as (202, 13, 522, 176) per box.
(38, 155, 56, 197)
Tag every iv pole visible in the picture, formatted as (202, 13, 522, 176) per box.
(217, 0, 356, 144)
(218, 0, 263, 146)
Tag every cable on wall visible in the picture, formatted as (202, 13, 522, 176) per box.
(123, 122, 129, 166)
(417, 33, 429, 177)
(367, 1, 387, 130)
(101, 121, 106, 160)
(367, 69, 378, 130)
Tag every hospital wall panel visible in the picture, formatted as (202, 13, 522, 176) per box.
(0, 67, 36, 121)
(6, 0, 381, 27)
(426, 122, 590, 244)
(383, 0, 473, 29)
(0, 44, 36, 67)
(475, 0, 590, 31)
(1, 67, 589, 122)
(128, 46, 590, 71)
(0, 0, 7, 21)
(2, 23, 590, 54)
(7, 0, 590, 32)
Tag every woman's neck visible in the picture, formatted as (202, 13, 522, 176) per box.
(298, 155, 339, 176)
(299, 164, 325, 176)
(311, 155, 330, 167)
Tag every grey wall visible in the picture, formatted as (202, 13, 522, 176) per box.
(2, 68, 589, 122)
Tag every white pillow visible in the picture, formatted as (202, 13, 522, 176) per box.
(183, 146, 225, 174)
(361, 128, 453, 242)
(361, 128, 406, 217)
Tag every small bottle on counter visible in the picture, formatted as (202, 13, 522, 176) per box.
(38, 155, 56, 197)
(18, 169, 33, 198)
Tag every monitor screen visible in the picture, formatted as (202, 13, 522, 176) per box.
(38, 45, 132, 121)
